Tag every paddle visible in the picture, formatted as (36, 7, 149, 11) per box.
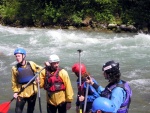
(37, 78, 42, 113)
(83, 83, 89, 113)
(77, 49, 83, 113)
(0, 102, 11, 113)
(0, 67, 45, 113)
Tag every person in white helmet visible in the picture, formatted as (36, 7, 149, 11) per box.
(39, 54, 74, 113)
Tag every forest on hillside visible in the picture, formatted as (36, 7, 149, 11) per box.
(0, 0, 150, 32)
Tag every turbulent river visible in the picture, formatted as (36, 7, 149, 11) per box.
(0, 25, 150, 113)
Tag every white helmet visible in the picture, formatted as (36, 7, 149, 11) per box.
(49, 54, 60, 63)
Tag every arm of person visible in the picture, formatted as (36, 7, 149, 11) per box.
(87, 77, 105, 95)
(29, 61, 43, 72)
(86, 85, 100, 102)
(39, 69, 46, 88)
(11, 66, 19, 93)
(83, 81, 100, 102)
(93, 84, 105, 95)
(11, 66, 20, 98)
(110, 87, 126, 112)
(60, 69, 74, 103)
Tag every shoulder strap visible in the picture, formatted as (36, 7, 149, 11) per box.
(45, 67, 62, 77)
(56, 68, 62, 78)
(107, 81, 126, 92)
(16, 63, 22, 69)
(116, 80, 127, 90)
(16, 62, 31, 69)
(27, 61, 35, 74)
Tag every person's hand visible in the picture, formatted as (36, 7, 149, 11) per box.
(44, 61, 50, 66)
(35, 77, 40, 84)
(76, 106, 79, 113)
(79, 95, 85, 101)
(86, 76, 94, 85)
(13, 93, 18, 99)
(66, 102, 71, 110)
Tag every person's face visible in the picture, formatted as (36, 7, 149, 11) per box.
(75, 72, 79, 77)
(15, 54, 25, 63)
(50, 62, 59, 70)
(103, 72, 108, 79)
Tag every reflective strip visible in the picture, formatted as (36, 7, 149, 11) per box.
(103, 65, 112, 71)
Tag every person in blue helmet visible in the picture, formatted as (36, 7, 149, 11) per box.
(91, 97, 115, 113)
(11, 48, 43, 113)
(86, 60, 132, 113)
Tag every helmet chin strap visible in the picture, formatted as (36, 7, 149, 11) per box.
(105, 74, 112, 82)
(19, 54, 26, 66)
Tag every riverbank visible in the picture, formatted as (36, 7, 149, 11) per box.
(51, 17, 149, 34)
(37, 24, 150, 34)
(1, 22, 148, 34)
(0, 19, 149, 34)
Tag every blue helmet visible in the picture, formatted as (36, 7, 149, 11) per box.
(91, 97, 115, 112)
(14, 48, 26, 55)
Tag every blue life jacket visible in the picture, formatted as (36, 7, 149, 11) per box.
(101, 80, 132, 113)
(16, 62, 35, 84)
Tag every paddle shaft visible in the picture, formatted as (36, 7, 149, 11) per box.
(83, 84, 89, 113)
(77, 49, 83, 113)
(38, 80, 42, 113)
(77, 49, 83, 87)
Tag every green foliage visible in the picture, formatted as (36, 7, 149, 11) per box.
(94, 11, 115, 23)
(121, 11, 134, 25)
(0, 0, 19, 19)
(70, 14, 82, 24)
(0, 0, 150, 29)
(42, 3, 61, 23)
(95, 0, 114, 4)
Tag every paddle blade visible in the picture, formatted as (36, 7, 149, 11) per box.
(0, 102, 10, 113)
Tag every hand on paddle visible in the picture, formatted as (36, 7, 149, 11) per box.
(78, 95, 85, 101)
(13, 93, 18, 99)
(35, 77, 40, 84)
(86, 76, 94, 85)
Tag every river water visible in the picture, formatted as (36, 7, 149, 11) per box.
(0, 25, 150, 113)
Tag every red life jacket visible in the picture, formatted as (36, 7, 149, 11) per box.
(44, 68, 66, 92)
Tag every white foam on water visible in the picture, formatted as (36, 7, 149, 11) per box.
(46, 29, 104, 47)
(0, 25, 35, 35)
(129, 79, 150, 93)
